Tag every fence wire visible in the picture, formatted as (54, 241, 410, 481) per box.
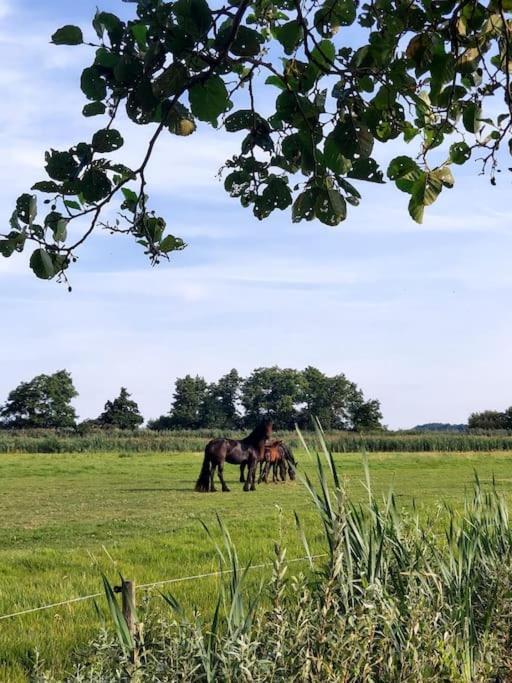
(0, 553, 327, 622)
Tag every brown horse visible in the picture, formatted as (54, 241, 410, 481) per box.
(195, 419, 272, 493)
(259, 440, 297, 483)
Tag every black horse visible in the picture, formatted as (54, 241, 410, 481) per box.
(195, 420, 273, 493)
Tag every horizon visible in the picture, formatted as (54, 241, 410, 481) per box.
(1, 0, 512, 430)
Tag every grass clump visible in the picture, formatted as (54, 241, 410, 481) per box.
(53, 433, 512, 682)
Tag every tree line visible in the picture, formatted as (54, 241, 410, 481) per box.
(0, 371, 143, 430)
(468, 408, 512, 431)
(0, 366, 383, 431)
(149, 366, 383, 431)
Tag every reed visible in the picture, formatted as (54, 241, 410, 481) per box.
(3, 427, 512, 454)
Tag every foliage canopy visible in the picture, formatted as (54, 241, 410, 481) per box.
(150, 365, 382, 430)
(0, 370, 78, 429)
(96, 386, 145, 429)
(1, 0, 512, 282)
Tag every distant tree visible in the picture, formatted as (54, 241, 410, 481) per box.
(168, 375, 208, 429)
(241, 367, 305, 430)
(299, 367, 364, 429)
(96, 387, 144, 430)
(468, 408, 512, 430)
(0, 370, 78, 428)
(147, 415, 174, 431)
(414, 423, 467, 433)
(349, 397, 383, 431)
(200, 369, 242, 429)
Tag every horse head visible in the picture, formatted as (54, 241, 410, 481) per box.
(261, 418, 273, 439)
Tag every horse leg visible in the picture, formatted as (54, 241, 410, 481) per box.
(250, 458, 257, 491)
(264, 462, 270, 483)
(244, 457, 256, 492)
(258, 461, 265, 484)
(209, 462, 217, 492)
(273, 462, 279, 483)
(240, 463, 246, 483)
(218, 462, 230, 492)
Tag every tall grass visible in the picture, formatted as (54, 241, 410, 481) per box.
(4, 428, 512, 454)
(48, 430, 512, 682)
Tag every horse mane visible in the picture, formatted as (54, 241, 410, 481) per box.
(241, 419, 272, 446)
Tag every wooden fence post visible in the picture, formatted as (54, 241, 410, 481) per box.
(121, 580, 137, 645)
(115, 579, 140, 674)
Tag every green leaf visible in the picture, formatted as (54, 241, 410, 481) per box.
(30, 249, 56, 280)
(95, 47, 120, 69)
(83, 102, 106, 117)
(315, 188, 347, 225)
(81, 67, 107, 101)
(387, 156, 422, 193)
(462, 102, 481, 133)
(80, 169, 112, 203)
(53, 219, 68, 242)
(230, 26, 264, 57)
(92, 129, 124, 153)
(160, 234, 187, 253)
(0, 239, 16, 257)
(174, 0, 212, 38)
(310, 40, 336, 73)
(408, 192, 425, 223)
(45, 151, 79, 182)
(348, 158, 384, 183)
(265, 75, 286, 90)
(64, 200, 81, 211)
(153, 63, 189, 99)
(114, 56, 143, 86)
(51, 25, 83, 45)
(0, 229, 26, 257)
(408, 172, 443, 223)
(31, 181, 61, 194)
(189, 76, 230, 124)
(224, 170, 250, 197)
(449, 141, 471, 164)
(292, 188, 317, 222)
(324, 134, 351, 175)
(431, 166, 454, 188)
(16, 194, 37, 225)
(224, 110, 269, 133)
(254, 176, 292, 218)
(274, 20, 303, 55)
(131, 23, 148, 49)
(314, 0, 356, 36)
(93, 11, 124, 45)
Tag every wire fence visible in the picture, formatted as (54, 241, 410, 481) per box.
(0, 553, 328, 623)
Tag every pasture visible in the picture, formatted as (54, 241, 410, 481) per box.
(2, 449, 512, 681)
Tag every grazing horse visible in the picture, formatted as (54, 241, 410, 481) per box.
(259, 441, 297, 483)
(239, 440, 297, 484)
(195, 420, 272, 493)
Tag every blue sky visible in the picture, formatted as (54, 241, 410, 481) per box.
(0, 0, 511, 429)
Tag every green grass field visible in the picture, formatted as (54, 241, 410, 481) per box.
(2, 449, 512, 681)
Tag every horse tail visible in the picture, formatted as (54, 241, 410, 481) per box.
(195, 449, 211, 492)
(283, 443, 297, 467)
(282, 443, 297, 479)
